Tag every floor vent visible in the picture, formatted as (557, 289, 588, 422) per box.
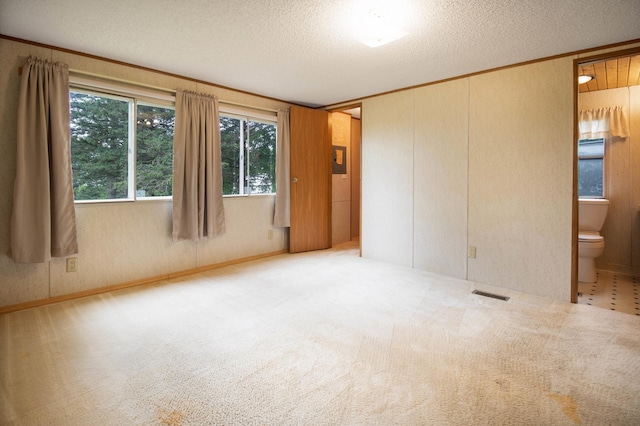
(472, 290, 510, 302)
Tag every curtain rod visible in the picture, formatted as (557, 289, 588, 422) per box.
(19, 66, 280, 114)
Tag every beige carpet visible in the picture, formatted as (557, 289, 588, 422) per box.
(1, 243, 639, 425)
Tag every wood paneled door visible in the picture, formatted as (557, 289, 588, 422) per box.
(289, 106, 331, 253)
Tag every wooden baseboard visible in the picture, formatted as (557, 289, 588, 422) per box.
(595, 262, 640, 277)
(0, 250, 288, 315)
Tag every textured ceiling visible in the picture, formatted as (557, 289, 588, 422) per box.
(1, 0, 640, 107)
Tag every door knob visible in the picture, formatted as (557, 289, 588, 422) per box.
(292, 177, 298, 183)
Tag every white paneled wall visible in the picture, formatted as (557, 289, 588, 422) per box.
(362, 91, 415, 267)
(467, 58, 574, 300)
(362, 57, 575, 301)
(413, 80, 469, 279)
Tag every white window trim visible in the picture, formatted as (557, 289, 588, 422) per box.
(219, 104, 277, 123)
(70, 74, 175, 105)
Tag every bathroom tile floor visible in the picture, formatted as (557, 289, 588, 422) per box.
(577, 270, 640, 316)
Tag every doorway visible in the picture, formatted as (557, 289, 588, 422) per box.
(573, 47, 640, 316)
(330, 105, 362, 252)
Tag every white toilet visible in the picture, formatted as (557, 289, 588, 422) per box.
(578, 199, 609, 283)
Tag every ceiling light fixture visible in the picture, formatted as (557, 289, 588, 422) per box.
(358, 8, 408, 48)
(578, 75, 594, 84)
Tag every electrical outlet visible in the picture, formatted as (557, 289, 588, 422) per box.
(268, 230, 273, 240)
(66, 257, 78, 272)
(468, 246, 477, 259)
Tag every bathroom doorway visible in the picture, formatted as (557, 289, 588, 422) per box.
(573, 46, 640, 316)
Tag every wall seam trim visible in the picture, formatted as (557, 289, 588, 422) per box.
(466, 78, 471, 281)
(412, 91, 416, 269)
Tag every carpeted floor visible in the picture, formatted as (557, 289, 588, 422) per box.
(1, 243, 639, 425)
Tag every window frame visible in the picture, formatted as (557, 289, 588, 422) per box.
(219, 106, 277, 197)
(69, 78, 175, 203)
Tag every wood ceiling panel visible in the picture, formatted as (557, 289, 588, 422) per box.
(617, 56, 630, 88)
(582, 64, 597, 93)
(594, 62, 608, 91)
(578, 54, 640, 93)
(629, 56, 640, 86)
(605, 59, 618, 89)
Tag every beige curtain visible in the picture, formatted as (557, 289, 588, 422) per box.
(274, 109, 291, 227)
(11, 57, 78, 263)
(172, 90, 225, 241)
(579, 106, 629, 139)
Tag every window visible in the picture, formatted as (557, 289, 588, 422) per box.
(220, 113, 276, 195)
(577, 138, 605, 198)
(136, 104, 175, 197)
(70, 80, 275, 201)
(70, 89, 175, 201)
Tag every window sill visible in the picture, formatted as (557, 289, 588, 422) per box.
(74, 194, 275, 204)
(223, 193, 275, 198)
(74, 198, 134, 205)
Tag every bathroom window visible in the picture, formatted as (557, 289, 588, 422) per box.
(577, 138, 604, 198)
